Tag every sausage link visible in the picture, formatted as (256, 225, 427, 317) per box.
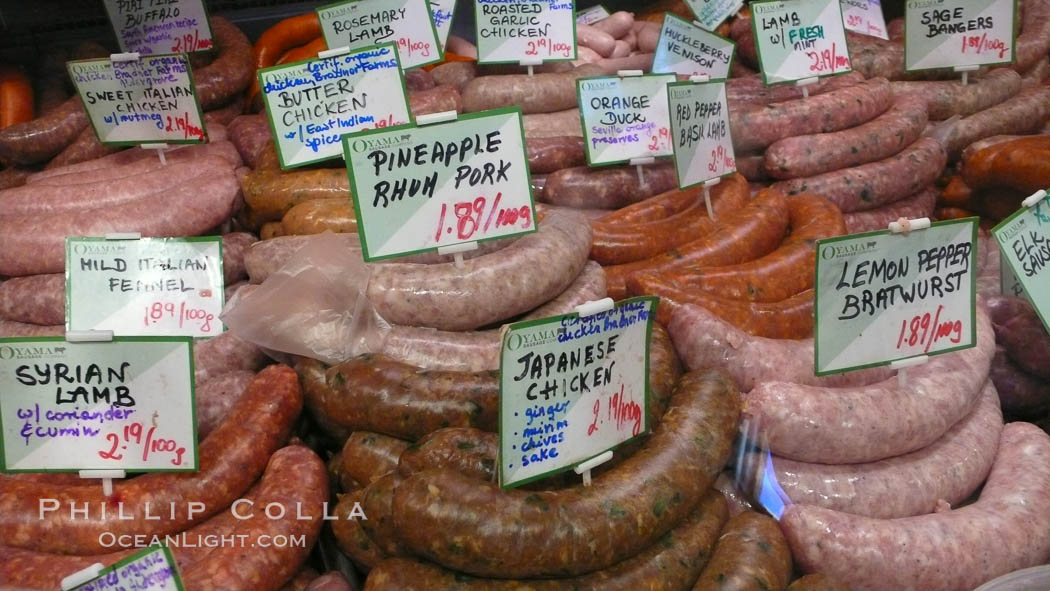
(398, 427, 498, 481)
(781, 422, 1050, 591)
(990, 346, 1050, 418)
(193, 330, 268, 385)
(462, 64, 604, 114)
(542, 161, 678, 209)
(228, 114, 272, 169)
(363, 490, 729, 590)
(43, 125, 119, 169)
(194, 17, 254, 109)
(945, 86, 1050, 159)
(430, 61, 477, 92)
(281, 198, 357, 235)
(222, 231, 256, 285)
(765, 94, 929, 179)
(0, 319, 62, 336)
(691, 512, 792, 591)
(727, 71, 864, 107)
(242, 167, 350, 222)
(1014, 0, 1050, 72)
(594, 184, 699, 225)
(196, 369, 256, 440)
(843, 185, 938, 234)
(526, 135, 586, 173)
(341, 431, 411, 486)
(745, 307, 995, 464)
(29, 140, 242, 186)
(409, 84, 463, 117)
(985, 295, 1050, 380)
(360, 472, 411, 557)
(891, 68, 1022, 121)
(389, 369, 740, 577)
(785, 574, 851, 591)
(522, 109, 582, 139)
(296, 357, 351, 441)
(331, 488, 388, 569)
(203, 95, 247, 127)
(0, 273, 64, 325)
(0, 95, 87, 165)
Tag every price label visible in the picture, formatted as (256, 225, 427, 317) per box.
(66, 238, 224, 338)
(499, 297, 655, 488)
(68, 547, 183, 591)
(475, 0, 578, 64)
(258, 43, 412, 169)
(667, 80, 736, 189)
(653, 14, 736, 80)
(904, 0, 1015, 71)
(991, 197, 1050, 332)
(343, 108, 535, 261)
(841, 0, 888, 39)
(429, 0, 459, 51)
(318, 0, 444, 69)
(578, 74, 676, 166)
(814, 218, 979, 375)
(576, 4, 610, 25)
(685, 0, 744, 31)
(0, 337, 196, 472)
(103, 0, 213, 55)
(751, 0, 853, 84)
(68, 55, 207, 146)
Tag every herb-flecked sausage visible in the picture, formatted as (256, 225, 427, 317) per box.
(691, 512, 792, 591)
(398, 427, 498, 481)
(890, 68, 1021, 121)
(340, 431, 411, 486)
(0, 95, 87, 165)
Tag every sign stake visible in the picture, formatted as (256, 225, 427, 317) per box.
(574, 450, 613, 487)
(1022, 189, 1048, 208)
(438, 240, 479, 268)
(702, 177, 721, 220)
(890, 354, 929, 388)
(61, 563, 106, 591)
(953, 64, 980, 86)
(888, 216, 932, 235)
(79, 469, 126, 497)
(795, 76, 819, 99)
(520, 57, 542, 76)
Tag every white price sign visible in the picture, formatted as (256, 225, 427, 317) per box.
(653, 13, 736, 80)
(68, 547, 183, 591)
(991, 196, 1050, 333)
(499, 297, 655, 488)
(578, 74, 676, 166)
(474, 0, 578, 64)
(0, 337, 196, 472)
(318, 0, 444, 69)
(576, 4, 610, 25)
(904, 0, 1016, 71)
(429, 0, 459, 51)
(103, 0, 213, 54)
(685, 0, 745, 31)
(841, 0, 888, 39)
(667, 79, 736, 189)
(752, 0, 853, 84)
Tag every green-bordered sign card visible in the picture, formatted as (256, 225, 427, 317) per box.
(578, 74, 676, 166)
(667, 79, 736, 189)
(1001, 251, 1024, 297)
(65, 237, 224, 338)
(68, 54, 207, 146)
(653, 14, 736, 79)
(577, 4, 610, 25)
(258, 43, 412, 169)
(841, 0, 888, 39)
(429, 0, 459, 51)
(499, 297, 656, 489)
(318, 0, 444, 69)
(68, 547, 184, 591)
(685, 0, 744, 31)
(475, 0, 578, 64)
(103, 0, 213, 54)
(0, 337, 197, 472)
(752, 0, 853, 84)
(991, 194, 1050, 332)
(814, 218, 979, 375)
(904, 0, 1016, 71)
(343, 108, 535, 261)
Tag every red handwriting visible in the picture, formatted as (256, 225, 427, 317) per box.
(647, 127, 671, 152)
(165, 112, 205, 140)
(806, 41, 851, 73)
(397, 37, 433, 58)
(525, 38, 573, 58)
(707, 144, 736, 174)
(433, 193, 532, 243)
(846, 14, 864, 27)
(170, 29, 213, 53)
(144, 301, 215, 333)
(586, 384, 643, 438)
(960, 33, 1008, 59)
(97, 422, 188, 467)
(895, 304, 963, 353)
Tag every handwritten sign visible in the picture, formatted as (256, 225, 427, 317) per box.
(69, 547, 183, 591)
(991, 198, 1050, 332)
(103, 0, 213, 55)
(841, 0, 888, 39)
(576, 4, 610, 25)
(653, 14, 736, 80)
(0, 337, 196, 472)
(1001, 251, 1024, 297)
(343, 108, 535, 261)
(667, 80, 736, 189)
(814, 218, 978, 375)
(686, 0, 744, 31)
(499, 297, 655, 488)
(578, 74, 676, 166)
(751, 0, 853, 84)
(69, 55, 206, 146)
(904, 0, 1015, 71)
(475, 0, 578, 64)
(429, 0, 458, 51)
(66, 238, 224, 338)
(318, 0, 443, 69)
(258, 44, 411, 169)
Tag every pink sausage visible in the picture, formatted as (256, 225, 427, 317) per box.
(576, 23, 616, 57)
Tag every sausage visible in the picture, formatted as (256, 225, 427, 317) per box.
(764, 94, 929, 179)
(281, 198, 357, 235)
(654, 193, 846, 302)
(194, 17, 254, 109)
(398, 427, 498, 481)
(462, 64, 604, 114)
(28, 140, 242, 185)
(0, 319, 62, 336)
(0, 95, 87, 165)
(360, 472, 411, 557)
(363, 491, 729, 590)
(331, 488, 389, 569)
(196, 370, 256, 440)
(595, 53, 656, 74)
(542, 161, 677, 209)
(785, 574, 851, 591)
(636, 21, 661, 53)
(376, 260, 606, 372)
(340, 431, 411, 486)
(576, 23, 616, 57)
(780, 422, 1050, 591)
(990, 347, 1050, 418)
(522, 109, 582, 139)
(203, 95, 247, 127)
(962, 135, 1050, 194)
(605, 188, 791, 300)
(0, 273, 64, 325)
(386, 369, 738, 577)
(43, 125, 119, 169)
(595, 183, 699, 224)
(772, 136, 947, 213)
(592, 11, 635, 38)
(429, 61, 477, 93)
(228, 114, 272, 168)
(304, 572, 352, 591)
(0, 165, 33, 190)
(744, 307, 995, 464)
(945, 86, 1050, 159)
(668, 303, 895, 393)
(366, 209, 590, 330)
(0, 364, 303, 555)
(1020, 55, 1050, 87)
(985, 295, 1050, 380)
(590, 173, 751, 265)
(404, 67, 436, 91)
(713, 472, 753, 517)
(726, 71, 865, 107)
(843, 185, 938, 234)
(409, 84, 463, 117)
(280, 568, 321, 591)
(0, 169, 239, 276)
(691, 512, 792, 591)
(766, 381, 1002, 519)
(296, 357, 352, 441)
(891, 69, 1022, 121)
(526, 135, 586, 173)
(1014, 0, 1050, 72)
(221, 231, 256, 284)
(242, 167, 350, 222)
(730, 78, 894, 152)
(193, 330, 268, 385)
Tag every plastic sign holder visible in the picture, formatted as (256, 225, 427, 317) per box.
(795, 76, 819, 98)
(570, 296, 616, 487)
(520, 56, 543, 77)
(62, 564, 106, 591)
(954, 64, 980, 86)
(1022, 189, 1048, 208)
(438, 240, 479, 267)
(886, 216, 933, 387)
(618, 69, 655, 185)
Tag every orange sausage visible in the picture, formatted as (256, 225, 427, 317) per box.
(249, 14, 323, 102)
(0, 65, 34, 129)
(962, 135, 1050, 194)
(276, 37, 327, 65)
(595, 185, 702, 225)
(935, 206, 979, 220)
